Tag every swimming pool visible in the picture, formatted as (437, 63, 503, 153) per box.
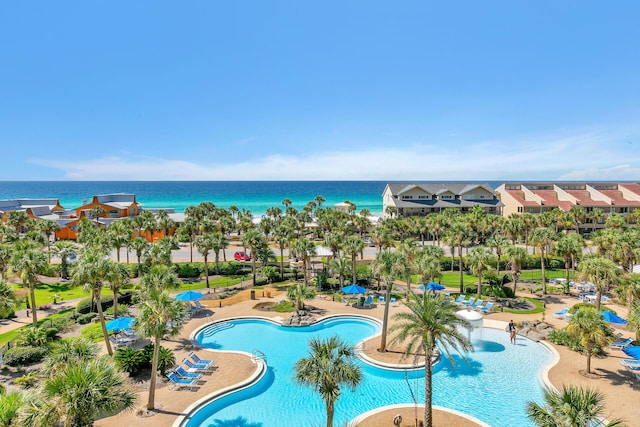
(181, 316, 553, 427)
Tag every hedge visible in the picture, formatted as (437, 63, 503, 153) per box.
(3, 346, 49, 367)
(76, 292, 133, 315)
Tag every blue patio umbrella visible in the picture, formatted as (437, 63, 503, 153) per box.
(106, 316, 135, 332)
(175, 290, 205, 302)
(601, 311, 627, 324)
(341, 284, 367, 294)
(623, 346, 640, 360)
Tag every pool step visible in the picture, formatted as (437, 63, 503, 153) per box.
(202, 322, 234, 337)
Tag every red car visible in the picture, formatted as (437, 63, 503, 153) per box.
(234, 251, 251, 261)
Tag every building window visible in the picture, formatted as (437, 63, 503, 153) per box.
(517, 207, 523, 213)
(401, 195, 413, 200)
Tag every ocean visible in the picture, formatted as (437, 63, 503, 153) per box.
(0, 181, 502, 216)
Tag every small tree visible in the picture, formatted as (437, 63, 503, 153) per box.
(566, 306, 614, 375)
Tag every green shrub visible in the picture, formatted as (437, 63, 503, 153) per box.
(77, 312, 97, 324)
(3, 346, 49, 367)
(75, 293, 133, 315)
(547, 328, 607, 356)
(484, 285, 515, 299)
(219, 262, 244, 275)
(20, 327, 48, 347)
(173, 263, 202, 278)
(80, 323, 104, 342)
(13, 371, 39, 388)
(51, 314, 75, 332)
(44, 327, 60, 339)
(114, 347, 148, 375)
(142, 344, 175, 375)
(105, 304, 130, 316)
(568, 302, 615, 314)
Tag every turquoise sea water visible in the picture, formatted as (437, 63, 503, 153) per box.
(0, 181, 502, 216)
(186, 317, 552, 427)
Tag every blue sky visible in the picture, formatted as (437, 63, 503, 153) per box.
(1, 1, 639, 181)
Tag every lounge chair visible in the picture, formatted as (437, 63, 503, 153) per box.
(471, 299, 483, 309)
(390, 297, 397, 306)
(462, 297, 476, 307)
(378, 296, 385, 303)
(364, 295, 373, 308)
(553, 308, 570, 319)
(454, 294, 466, 304)
(174, 366, 202, 380)
(189, 352, 214, 368)
(183, 358, 213, 372)
(620, 359, 640, 368)
(611, 338, 634, 349)
(480, 302, 494, 313)
(166, 372, 199, 391)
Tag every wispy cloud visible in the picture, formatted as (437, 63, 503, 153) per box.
(30, 131, 640, 181)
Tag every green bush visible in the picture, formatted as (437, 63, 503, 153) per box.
(80, 323, 104, 342)
(142, 344, 175, 375)
(77, 312, 97, 324)
(173, 263, 202, 278)
(20, 327, 49, 347)
(105, 304, 130, 316)
(484, 285, 515, 299)
(547, 329, 607, 356)
(44, 327, 60, 339)
(219, 262, 244, 275)
(51, 314, 75, 332)
(114, 347, 148, 375)
(75, 293, 133, 314)
(274, 301, 295, 313)
(3, 346, 49, 367)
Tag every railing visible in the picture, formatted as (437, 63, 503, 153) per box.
(251, 348, 267, 364)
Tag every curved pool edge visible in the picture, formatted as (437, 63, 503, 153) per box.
(172, 353, 266, 427)
(349, 403, 492, 427)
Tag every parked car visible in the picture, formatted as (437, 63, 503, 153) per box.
(234, 251, 251, 261)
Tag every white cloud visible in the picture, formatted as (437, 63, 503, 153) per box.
(30, 131, 640, 181)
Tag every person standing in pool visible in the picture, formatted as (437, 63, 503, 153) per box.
(510, 323, 517, 345)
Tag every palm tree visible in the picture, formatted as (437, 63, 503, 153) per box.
(287, 283, 315, 313)
(556, 233, 585, 282)
(414, 253, 442, 299)
(467, 247, 493, 298)
(291, 238, 317, 286)
(194, 233, 216, 289)
(529, 227, 557, 294)
(446, 219, 472, 293)
(136, 287, 187, 410)
(371, 250, 408, 351)
(390, 293, 473, 427)
(107, 220, 131, 263)
(20, 358, 136, 427)
(342, 236, 364, 285)
(72, 247, 116, 355)
(104, 262, 130, 318)
(9, 240, 47, 326)
(486, 234, 508, 276)
(294, 336, 362, 427)
(627, 301, 640, 341)
(42, 337, 100, 377)
(505, 245, 528, 294)
(242, 228, 264, 286)
(0, 281, 17, 320)
(527, 385, 625, 427)
(567, 306, 614, 374)
(590, 208, 605, 232)
(128, 237, 150, 276)
(577, 255, 620, 310)
(36, 219, 59, 263)
(328, 257, 351, 289)
(89, 206, 106, 224)
(52, 240, 78, 280)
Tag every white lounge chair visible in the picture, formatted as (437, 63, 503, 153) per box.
(553, 308, 570, 319)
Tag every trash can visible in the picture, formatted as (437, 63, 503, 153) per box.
(250, 290, 256, 300)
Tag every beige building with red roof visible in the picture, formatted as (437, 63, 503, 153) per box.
(496, 182, 640, 229)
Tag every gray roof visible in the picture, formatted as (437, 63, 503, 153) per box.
(0, 198, 60, 213)
(385, 183, 503, 209)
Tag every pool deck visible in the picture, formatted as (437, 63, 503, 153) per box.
(95, 285, 640, 427)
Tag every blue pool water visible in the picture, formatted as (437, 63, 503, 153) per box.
(185, 317, 552, 427)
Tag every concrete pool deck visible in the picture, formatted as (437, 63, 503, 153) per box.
(95, 285, 640, 427)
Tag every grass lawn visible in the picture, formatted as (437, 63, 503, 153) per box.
(519, 269, 575, 282)
(501, 297, 545, 315)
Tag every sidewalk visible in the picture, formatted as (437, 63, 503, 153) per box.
(0, 298, 84, 335)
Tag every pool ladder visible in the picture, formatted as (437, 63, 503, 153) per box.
(252, 348, 267, 364)
(203, 322, 234, 337)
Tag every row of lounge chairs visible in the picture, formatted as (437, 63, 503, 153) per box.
(453, 295, 493, 313)
(620, 358, 640, 380)
(166, 352, 216, 391)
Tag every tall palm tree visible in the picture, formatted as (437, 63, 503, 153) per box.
(414, 253, 442, 299)
(446, 219, 472, 293)
(556, 233, 585, 282)
(527, 385, 625, 427)
(210, 232, 228, 275)
(0, 281, 17, 319)
(486, 234, 508, 276)
(590, 208, 605, 233)
(294, 336, 362, 427)
(42, 337, 100, 377)
(390, 293, 473, 427)
(505, 245, 528, 294)
(529, 227, 557, 294)
(52, 240, 78, 280)
(104, 262, 130, 318)
(9, 240, 47, 326)
(567, 306, 614, 374)
(371, 250, 408, 351)
(36, 219, 60, 263)
(20, 358, 136, 427)
(107, 220, 131, 263)
(72, 247, 115, 355)
(342, 236, 364, 285)
(291, 238, 317, 286)
(287, 282, 315, 313)
(194, 233, 216, 289)
(467, 247, 493, 298)
(242, 228, 264, 286)
(136, 287, 187, 410)
(328, 257, 351, 289)
(577, 255, 620, 310)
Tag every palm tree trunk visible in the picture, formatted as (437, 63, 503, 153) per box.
(458, 244, 464, 293)
(424, 351, 434, 427)
(280, 247, 284, 281)
(95, 291, 113, 356)
(540, 251, 546, 294)
(189, 241, 193, 263)
(29, 282, 38, 326)
(204, 254, 210, 288)
(326, 399, 334, 427)
(586, 346, 592, 374)
(251, 255, 257, 286)
(113, 290, 119, 319)
(379, 280, 393, 351)
(147, 336, 161, 410)
(116, 247, 121, 263)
